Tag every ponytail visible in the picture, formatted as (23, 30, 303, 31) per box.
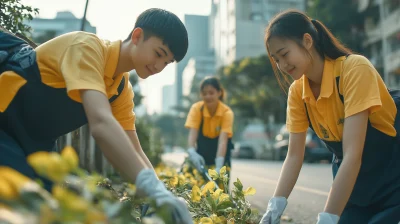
(310, 19, 352, 59)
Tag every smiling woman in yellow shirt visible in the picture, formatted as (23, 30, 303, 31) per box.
(185, 77, 234, 179)
(259, 9, 400, 224)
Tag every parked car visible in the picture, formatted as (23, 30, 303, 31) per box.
(233, 123, 275, 160)
(273, 125, 332, 163)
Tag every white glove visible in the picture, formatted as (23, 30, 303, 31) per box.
(316, 212, 340, 224)
(187, 147, 205, 171)
(136, 169, 193, 224)
(259, 197, 288, 224)
(215, 156, 224, 174)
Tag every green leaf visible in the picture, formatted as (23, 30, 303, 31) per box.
(233, 178, 243, 191)
(205, 191, 217, 212)
(216, 200, 234, 211)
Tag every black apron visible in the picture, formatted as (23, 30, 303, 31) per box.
(196, 105, 233, 168)
(0, 31, 125, 188)
(304, 75, 400, 222)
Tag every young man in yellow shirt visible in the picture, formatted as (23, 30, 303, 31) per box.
(0, 8, 192, 223)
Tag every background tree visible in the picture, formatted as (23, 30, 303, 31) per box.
(128, 73, 144, 107)
(217, 55, 287, 127)
(307, 0, 366, 53)
(0, 0, 38, 34)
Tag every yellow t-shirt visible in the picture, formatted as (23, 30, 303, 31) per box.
(185, 101, 234, 138)
(286, 55, 397, 141)
(0, 31, 135, 130)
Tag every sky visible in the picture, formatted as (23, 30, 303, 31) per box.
(21, 0, 211, 114)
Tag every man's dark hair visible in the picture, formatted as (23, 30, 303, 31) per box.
(125, 8, 188, 62)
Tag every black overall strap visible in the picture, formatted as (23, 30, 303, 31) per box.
(109, 76, 126, 103)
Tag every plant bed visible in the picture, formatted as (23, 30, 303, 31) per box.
(0, 147, 261, 224)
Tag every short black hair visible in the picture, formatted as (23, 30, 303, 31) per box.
(125, 8, 188, 62)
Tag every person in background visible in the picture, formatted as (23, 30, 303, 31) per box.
(185, 77, 235, 186)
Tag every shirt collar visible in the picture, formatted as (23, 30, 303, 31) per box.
(202, 101, 224, 117)
(302, 58, 335, 101)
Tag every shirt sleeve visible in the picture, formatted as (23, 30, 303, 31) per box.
(60, 40, 106, 102)
(286, 82, 309, 133)
(221, 110, 234, 135)
(342, 64, 382, 118)
(185, 103, 201, 129)
(110, 75, 136, 130)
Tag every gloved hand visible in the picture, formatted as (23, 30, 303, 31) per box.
(215, 156, 225, 174)
(316, 212, 340, 224)
(136, 169, 193, 224)
(259, 197, 288, 224)
(187, 147, 205, 171)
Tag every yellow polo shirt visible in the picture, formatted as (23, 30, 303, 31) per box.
(185, 101, 234, 138)
(0, 31, 135, 130)
(286, 55, 396, 141)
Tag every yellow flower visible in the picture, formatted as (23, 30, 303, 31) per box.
(215, 216, 226, 224)
(199, 217, 213, 224)
(218, 193, 230, 202)
(0, 167, 32, 200)
(185, 172, 193, 179)
(182, 164, 190, 173)
(212, 189, 223, 200)
(201, 181, 215, 196)
(219, 166, 226, 176)
(210, 214, 226, 224)
(61, 146, 78, 170)
(191, 185, 201, 202)
(27, 151, 70, 182)
(178, 174, 186, 185)
(208, 169, 219, 180)
(243, 187, 256, 196)
(169, 176, 178, 187)
(190, 177, 198, 186)
(53, 186, 89, 214)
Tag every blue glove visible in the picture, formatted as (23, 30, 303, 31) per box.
(316, 212, 340, 224)
(136, 169, 193, 224)
(215, 156, 225, 174)
(187, 147, 205, 171)
(259, 197, 287, 224)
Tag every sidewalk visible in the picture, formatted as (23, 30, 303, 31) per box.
(161, 151, 187, 168)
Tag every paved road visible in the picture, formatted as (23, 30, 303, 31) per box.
(162, 152, 333, 224)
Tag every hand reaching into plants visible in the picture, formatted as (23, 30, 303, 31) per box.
(136, 169, 193, 224)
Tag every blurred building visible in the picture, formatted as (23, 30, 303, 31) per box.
(161, 84, 176, 115)
(175, 15, 212, 107)
(182, 55, 216, 107)
(359, 0, 400, 87)
(26, 11, 96, 44)
(210, 0, 306, 69)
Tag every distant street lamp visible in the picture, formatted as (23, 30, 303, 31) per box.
(80, 0, 90, 31)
